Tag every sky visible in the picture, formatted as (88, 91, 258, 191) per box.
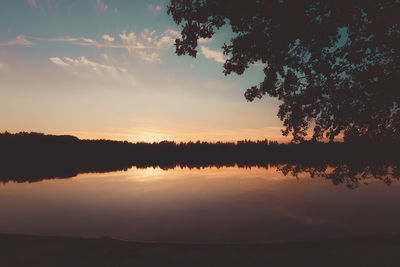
(0, 0, 288, 142)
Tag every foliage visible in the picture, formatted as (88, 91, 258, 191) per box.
(168, 0, 400, 142)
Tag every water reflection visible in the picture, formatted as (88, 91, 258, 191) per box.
(1, 160, 399, 189)
(0, 165, 400, 243)
(278, 163, 400, 189)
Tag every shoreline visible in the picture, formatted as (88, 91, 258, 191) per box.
(1, 233, 400, 266)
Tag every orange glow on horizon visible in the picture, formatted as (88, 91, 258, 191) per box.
(49, 129, 292, 143)
(1, 128, 344, 144)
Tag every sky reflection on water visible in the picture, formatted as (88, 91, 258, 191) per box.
(1, 166, 400, 243)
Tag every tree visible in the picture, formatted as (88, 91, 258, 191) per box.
(167, 0, 400, 142)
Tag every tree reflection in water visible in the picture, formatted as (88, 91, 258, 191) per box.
(1, 159, 399, 190)
(277, 163, 400, 189)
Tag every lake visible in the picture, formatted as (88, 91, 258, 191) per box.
(1, 165, 400, 243)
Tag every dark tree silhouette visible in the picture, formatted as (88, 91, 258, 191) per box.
(1, 132, 400, 184)
(167, 0, 400, 142)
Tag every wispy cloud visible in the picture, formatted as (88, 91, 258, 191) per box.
(27, 0, 37, 8)
(0, 35, 33, 47)
(36, 28, 181, 63)
(148, 3, 162, 13)
(33, 36, 147, 49)
(102, 34, 115, 42)
(200, 46, 225, 63)
(119, 28, 180, 62)
(48, 55, 139, 90)
(119, 29, 160, 62)
(96, 0, 108, 14)
(49, 56, 127, 76)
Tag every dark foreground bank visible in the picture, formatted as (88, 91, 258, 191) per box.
(1, 234, 400, 267)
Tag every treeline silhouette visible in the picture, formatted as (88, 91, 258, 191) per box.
(0, 132, 399, 186)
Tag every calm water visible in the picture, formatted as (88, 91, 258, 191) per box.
(1, 166, 400, 243)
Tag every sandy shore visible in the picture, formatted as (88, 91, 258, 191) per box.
(1, 233, 400, 266)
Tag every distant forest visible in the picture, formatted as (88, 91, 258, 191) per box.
(0, 132, 399, 188)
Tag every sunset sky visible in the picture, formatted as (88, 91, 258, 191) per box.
(0, 0, 288, 142)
